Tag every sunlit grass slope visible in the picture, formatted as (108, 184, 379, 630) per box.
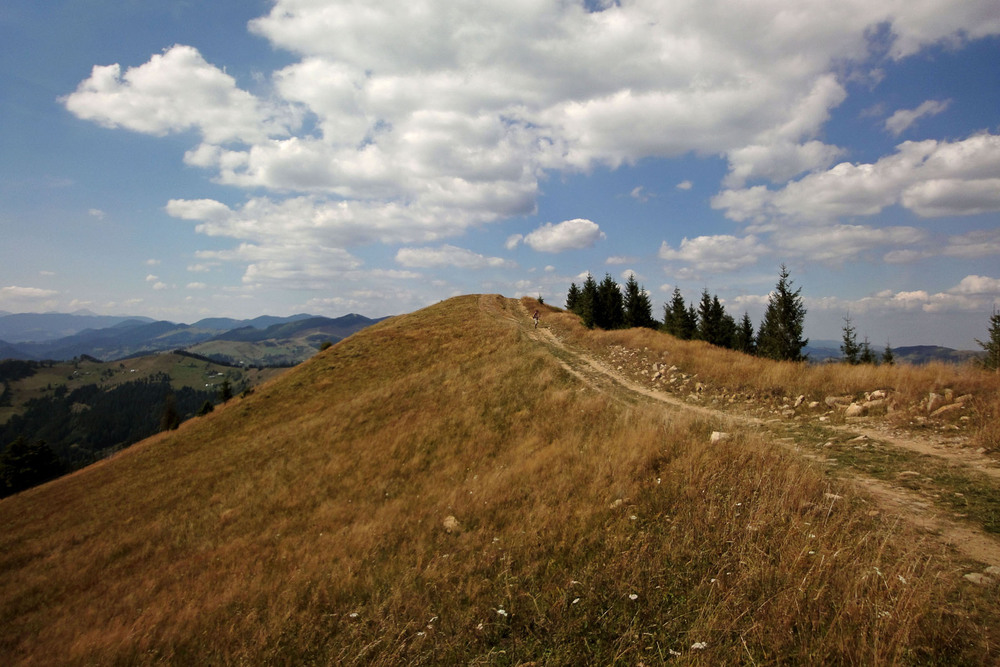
(0, 295, 993, 664)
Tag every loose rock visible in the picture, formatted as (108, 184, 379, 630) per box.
(443, 515, 461, 533)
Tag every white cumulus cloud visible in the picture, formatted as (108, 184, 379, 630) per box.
(523, 219, 604, 253)
(395, 245, 515, 269)
(714, 132, 1000, 222)
(62, 45, 297, 145)
(62, 0, 1000, 293)
(885, 99, 951, 136)
(658, 235, 766, 273)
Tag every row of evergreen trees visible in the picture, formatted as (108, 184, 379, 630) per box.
(565, 265, 808, 362)
(565, 273, 657, 330)
(840, 314, 895, 366)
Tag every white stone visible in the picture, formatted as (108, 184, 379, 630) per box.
(844, 402, 866, 417)
(442, 515, 461, 533)
(963, 572, 994, 586)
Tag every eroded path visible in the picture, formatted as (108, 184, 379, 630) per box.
(502, 297, 1000, 569)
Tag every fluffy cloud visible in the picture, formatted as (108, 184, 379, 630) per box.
(62, 45, 296, 145)
(810, 275, 1000, 315)
(772, 224, 927, 264)
(942, 229, 1000, 258)
(395, 245, 515, 269)
(0, 287, 60, 313)
(714, 132, 1000, 222)
(901, 178, 1000, 217)
(65, 1, 1000, 293)
(885, 99, 951, 136)
(948, 275, 1000, 295)
(195, 242, 363, 289)
(167, 196, 497, 248)
(1, 286, 58, 300)
(522, 219, 604, 253)
(658, 235, 766, 273)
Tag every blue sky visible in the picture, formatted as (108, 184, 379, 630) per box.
(1, 0, 999, 349)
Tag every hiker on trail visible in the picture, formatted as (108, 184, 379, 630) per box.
(532, 310, 540, 328)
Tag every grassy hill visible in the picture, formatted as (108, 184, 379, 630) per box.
(1, 295, 999, 664)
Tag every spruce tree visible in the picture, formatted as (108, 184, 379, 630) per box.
(565, 282, 581, 312)
(975, 307, 1000, 372)
(735, 312, 756, 355)
(697, 289, 715, 342)
(218, 378, 233, 403)
(757, 264, 808, 362)
(623, 274, 655, 329)
(718, 307, 737, 350)
(662, 287, 687, 338)
(635, 287, 656, 328)
(859, 337, 877, 365)
(160, 393, 181, 431)
(578, 274, 598, 328)
(840, 314, 860, 364)
(882, 340, 895, 366)
(595, 273, 624, 330)
(684, 304, 699, 341)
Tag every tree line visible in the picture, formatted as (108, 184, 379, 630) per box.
(565, 265, 808, 362)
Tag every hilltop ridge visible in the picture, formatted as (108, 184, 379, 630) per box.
(1, 295, 999, 664)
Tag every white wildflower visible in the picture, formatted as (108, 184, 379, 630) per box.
(691, 641, 708, 650)
(496, 609, 508, 617)
(629, 593, 639, 600)
(572, 597, 581, 604)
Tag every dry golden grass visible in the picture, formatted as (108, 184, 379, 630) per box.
(1, 295, 997, 664)
(538, 301, 1000, 452)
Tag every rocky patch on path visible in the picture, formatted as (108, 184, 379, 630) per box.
(602, 344, 976, 434)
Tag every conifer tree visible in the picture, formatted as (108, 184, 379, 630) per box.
(218, 378, 233, 403)
(882, 340, 895, 366)
(735, 312, 756, 354)
(840, 314, 860, 364)
(697, 289, 715, 342)
(595, 273, 624, 330)
(757, 264, 808, 362)
(160, 393, 181, 431)
(975, 307, 1000, 372)
(718, 306, 737, 350)
(565, 282, 581, 312)
(684, 304, 699, 341)
(578, 273, 598, 328)
(623, 274, 656, 329)
(859, 336, 877, 365)
(662, 287, 686, 337)
(696, 290, 735, 347)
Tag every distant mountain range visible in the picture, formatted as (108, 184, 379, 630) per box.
(804, 340, 984, 365)
(0, 312, 389, 365)
(1, 313, 983, 366)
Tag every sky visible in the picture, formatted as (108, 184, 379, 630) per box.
(1, 0, 999, 349)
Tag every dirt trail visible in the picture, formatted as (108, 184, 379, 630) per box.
(505, 298, 1000, 568)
